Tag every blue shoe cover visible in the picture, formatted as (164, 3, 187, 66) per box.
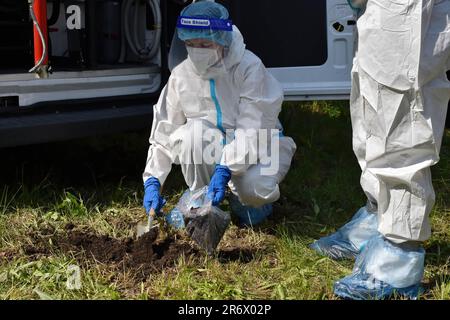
(229, 194, 272, 227)
(310, 207, 378, 260)
(333, 274, 422, 300)
(333, 235, 425, 300)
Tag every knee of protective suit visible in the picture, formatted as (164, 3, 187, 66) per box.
(275, 136, 297, 182)
(231, 173, 280, 208)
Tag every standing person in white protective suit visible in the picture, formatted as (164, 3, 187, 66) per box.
(142, 1, 297, 227)
(311, 0, 450, 299)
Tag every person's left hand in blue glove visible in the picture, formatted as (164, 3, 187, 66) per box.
(207, 165, 232, 206)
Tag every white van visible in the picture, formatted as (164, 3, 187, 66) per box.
(2, 0, 445, 148)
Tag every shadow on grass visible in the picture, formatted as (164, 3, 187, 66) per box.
(0, 130, 150, 210)
(217, 247, 260, 264)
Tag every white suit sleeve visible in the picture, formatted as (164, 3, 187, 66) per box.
(143, 77, 186, 185)
(220, 55, 284, 175)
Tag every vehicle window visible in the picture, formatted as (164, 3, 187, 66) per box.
(218, 0, 328, 68)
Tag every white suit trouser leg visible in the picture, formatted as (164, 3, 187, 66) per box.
(170, 119, 297, 207)
(351, 9, 450, 243)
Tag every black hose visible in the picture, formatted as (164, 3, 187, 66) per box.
(124, 0, 161, 61)
(47, 0, 61, 26)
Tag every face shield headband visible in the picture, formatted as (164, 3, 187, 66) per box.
(176, 16, 233, 32)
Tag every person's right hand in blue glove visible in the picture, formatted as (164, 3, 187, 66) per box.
(143, 177, 166, 214)
(207, 165, 232, 206)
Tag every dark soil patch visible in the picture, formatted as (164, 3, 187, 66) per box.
(21, 222, 269, 283)
(24, 227, 198, 282)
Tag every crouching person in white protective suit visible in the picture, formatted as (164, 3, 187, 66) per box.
(311, 0, 450, 299)
(142, 1, 297, 227)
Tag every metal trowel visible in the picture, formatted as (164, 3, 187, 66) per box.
(136, 208, 159, 238)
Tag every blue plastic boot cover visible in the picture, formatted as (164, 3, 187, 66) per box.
(333, 234, 425, 300)
(310, 207, 378, 260)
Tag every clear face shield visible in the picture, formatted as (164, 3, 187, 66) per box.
(176, 15, 233, 75)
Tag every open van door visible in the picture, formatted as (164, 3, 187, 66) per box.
(219, 0, 356, 101)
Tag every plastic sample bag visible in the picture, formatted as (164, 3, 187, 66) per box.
(167, 187, 231, 254)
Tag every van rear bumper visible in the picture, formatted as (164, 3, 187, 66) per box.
(0, 102, 153, 148)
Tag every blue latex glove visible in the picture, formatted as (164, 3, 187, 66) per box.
(143, 177, 166, 214)
(207, 165, 232, 206)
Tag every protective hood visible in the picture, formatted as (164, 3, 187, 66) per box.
(223, 25, 246, 70)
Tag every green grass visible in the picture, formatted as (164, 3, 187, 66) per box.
(0, 101, 449, 300)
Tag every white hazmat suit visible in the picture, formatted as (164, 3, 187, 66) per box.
(143, 26, 297, 208)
